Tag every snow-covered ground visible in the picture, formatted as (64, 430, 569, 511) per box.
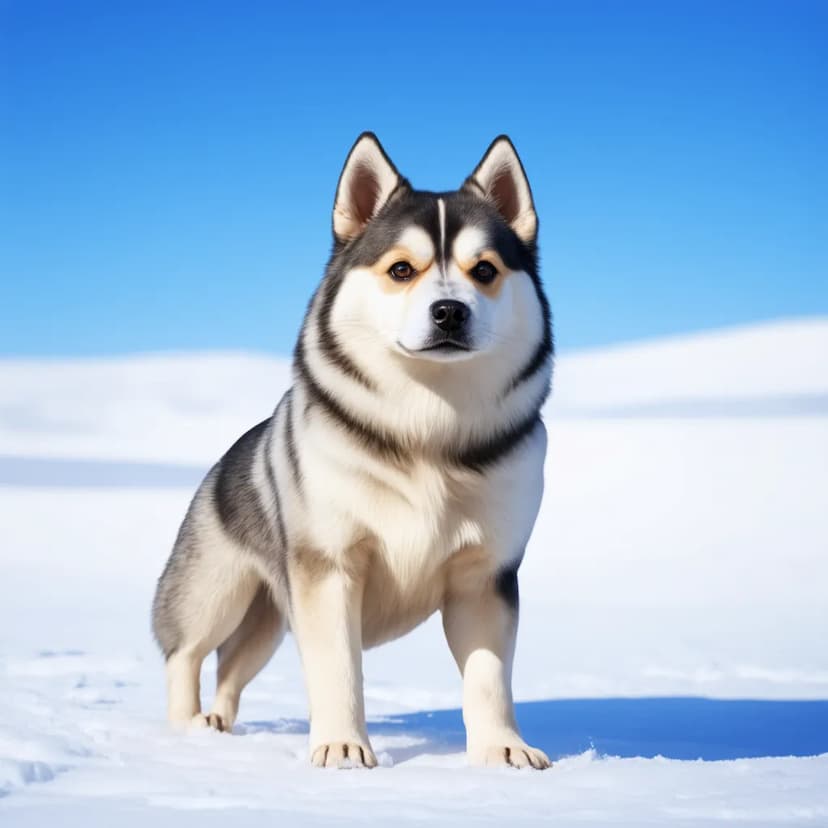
(2, 318, 827, 825)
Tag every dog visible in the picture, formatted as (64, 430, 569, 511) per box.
(152, 133, 553, 769)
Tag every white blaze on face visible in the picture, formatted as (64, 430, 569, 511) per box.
(437, 197, 446, 261)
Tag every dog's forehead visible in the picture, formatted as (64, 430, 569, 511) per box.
(342, 190, 529, 272)
(441, 192, 506, 256)
(411, 191, 513, 263)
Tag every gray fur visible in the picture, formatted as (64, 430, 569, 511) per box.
(152, 414, 289, 659)
(151, 466, 220, 658)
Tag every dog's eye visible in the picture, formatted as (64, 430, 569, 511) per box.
(389, 261, 415, 281)
(471, 260, 498, 284)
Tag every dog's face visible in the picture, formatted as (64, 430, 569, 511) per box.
(320, 134, 549, 377)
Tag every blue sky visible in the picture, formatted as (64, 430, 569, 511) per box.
(1, 0, 825, 356)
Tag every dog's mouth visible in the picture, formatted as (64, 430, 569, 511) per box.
(395, 337, 477, 361)
(420, 340, 471, 353)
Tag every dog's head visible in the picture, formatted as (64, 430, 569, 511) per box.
(318, 134, 550, 385)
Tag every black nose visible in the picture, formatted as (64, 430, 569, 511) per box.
(430, 300, 469, 333)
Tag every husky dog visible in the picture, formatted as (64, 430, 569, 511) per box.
(152, 133, 553, 769)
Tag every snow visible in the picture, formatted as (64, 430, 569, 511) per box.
(2, 318, 827, 825)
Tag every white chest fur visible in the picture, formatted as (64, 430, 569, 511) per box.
(293, 410, 547, 580)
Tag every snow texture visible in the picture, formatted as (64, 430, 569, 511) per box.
(1, 318, 827, 825)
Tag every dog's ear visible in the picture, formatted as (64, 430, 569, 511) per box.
(333, 133, 407, 244)
(463, 136, 537, 244)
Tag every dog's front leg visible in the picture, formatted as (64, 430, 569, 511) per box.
(442, 566, 551, 769)
(289, 556, 377, 768)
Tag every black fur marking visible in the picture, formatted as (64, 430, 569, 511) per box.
(330, 189, 436, 272)
(295, 339, 408, 463)
(316, 272, 377, 391)
(503, 277, 554, 396)
(506, 326, 553, 395)
(213, 418, 286, 552)
(494, 564, 520, 612)
(453, 409, 542, 472)
(296, 326, 543, 474)
(284, 389, 302, 493)
(442, 192, 536, 275)
(213, 420, 269, 543)
(264, 421, 289, 552)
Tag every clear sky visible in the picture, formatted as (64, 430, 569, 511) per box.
(1, 0, 825, 356)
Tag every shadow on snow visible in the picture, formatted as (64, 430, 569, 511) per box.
(241, 698, 828, 763)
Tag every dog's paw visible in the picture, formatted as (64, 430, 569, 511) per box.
(190, 712, 226, 732)
(311, 741, 378, 769)
(471, 743, 552, 770)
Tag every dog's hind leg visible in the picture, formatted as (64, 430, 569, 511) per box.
(209, 583, 286, 731)
(153, 417, 292, 731)
(154, 534, 265, 729)
(160, 565, 262, 729)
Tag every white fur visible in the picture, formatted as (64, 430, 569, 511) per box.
(437, 197, 446, 259)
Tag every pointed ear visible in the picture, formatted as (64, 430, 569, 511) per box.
(333, 132, 406, 244)
(463, 136, 537, 244)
